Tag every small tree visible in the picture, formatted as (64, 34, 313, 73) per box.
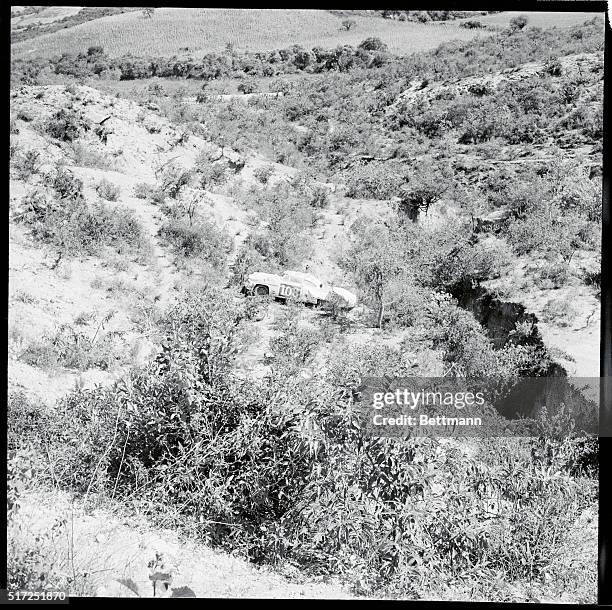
(398, 163, 454, 221)
(343, 220, 404, 328)
(341, 19, 357, 31)
(142, 7, 155, 19)
(358, 37, 387, 52)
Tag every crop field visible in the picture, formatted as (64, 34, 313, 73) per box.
(11, 8, 487, 59)
(463, 10, 602, 28)
(11, 6, 83, 30)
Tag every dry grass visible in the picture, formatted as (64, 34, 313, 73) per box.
(11, 8, 486, 59)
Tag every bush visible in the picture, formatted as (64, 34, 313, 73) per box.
(509, 15, 528, 31)
(95, 178, 121, 201)
(544, 56, 563, 76)
(70, 142, 114, 169)
(157, 163, 192, 199)
(12, 149, 41, 181)
(358, 37, 387, 52)
(49, 166, 84, 201)
(20, 317, 122, 372)
(308, 184, 330, 208)
(133, 182, 154, 199)
(540, 298, 578, 326)
(253, 164, 275, 184)
(15, 181, 149, 259)
(231, 243, 267, 286)
(237, 80, 259, 94)
(158, 218, 230, 265)
(43, 107, 90, 142)
(344, 163, 403, 199)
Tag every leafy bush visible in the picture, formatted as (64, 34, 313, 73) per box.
(15, 178, 149, 259)
(20, 316, 122, 372)
(509, 15, 528, 31)
(157, 163, 192, 199)
(536, 261, 570, 289)
(70, 142, 114, 169)
(12, 149, 41, 181)
(544, 56, 563, 76)
(253, 164, 275, 184)
(43, 107, 90, 142)
(308, 185, 330, 208)
(540, 298, 578, 326)
(133, 182, 154, 199)
(237, 80, 259, 94)
(344, 163, 403, 200)
(231, 242, 267, 286)
(48, 166, 84, 201)
(95, 178, 121, 201)
(158, 218, 230, 265)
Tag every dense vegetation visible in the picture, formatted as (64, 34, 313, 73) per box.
(8, 13, 602, 600)
(8, 283, 597, 596)
(11, 17, 602, 86)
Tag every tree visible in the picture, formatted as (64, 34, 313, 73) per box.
(398, 162, 454, 221)
(142, 8, 155, 19)
(343, 219, 405, 328)
(509, 14, 528, 31)
(341, 19, 357, 31)
(358, 37, 387, 52)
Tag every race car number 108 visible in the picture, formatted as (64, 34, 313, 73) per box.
(279, 284, 300, 298)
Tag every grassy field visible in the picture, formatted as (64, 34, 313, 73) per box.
(461, 10, 602, 28)
(11, 8, 488, 59)
(11, 6, 83, 30)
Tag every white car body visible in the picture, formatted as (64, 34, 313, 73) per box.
(243, 270, 357, 309)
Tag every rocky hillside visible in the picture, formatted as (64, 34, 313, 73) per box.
(8, 22, 601, 597)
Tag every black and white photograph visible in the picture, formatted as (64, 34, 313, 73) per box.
(6, 4, 606, 602)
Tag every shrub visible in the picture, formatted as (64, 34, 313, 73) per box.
(509, 15, 528, 31)
(157, 163, 192, 199)
(544, 56, 563, 76)
(43, 107, 90, 142)
(237, 80, 259, 94)
(344, 163, 403, 200)
(537, 261, 570, 288)
(16, 108, 34, 122)
(20, 318, 122, 372)
(308, 184, 330, 208)
(195, 159, 227, 191)
(70, 142, 114, 169)
(358, 37, 387, 52)
(49, 166, 84, 201)
(15, 181, 149, 259)
(540, 298, 578, 326)
(253, 164, 275, 184)
(134, 182, 154, 199)
(231, 242, 267, 286)
(95, 178, 121, 201)
(12, 149, 41, 181)
(158, 218, 230, 266)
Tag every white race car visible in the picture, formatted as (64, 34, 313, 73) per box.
(242, 270, 357, 309)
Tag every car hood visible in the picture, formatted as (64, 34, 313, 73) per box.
(246, 272, 281, 285)
(329, 286, 358, 307)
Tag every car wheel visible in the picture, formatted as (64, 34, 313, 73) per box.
(254, 284, 269, 296)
